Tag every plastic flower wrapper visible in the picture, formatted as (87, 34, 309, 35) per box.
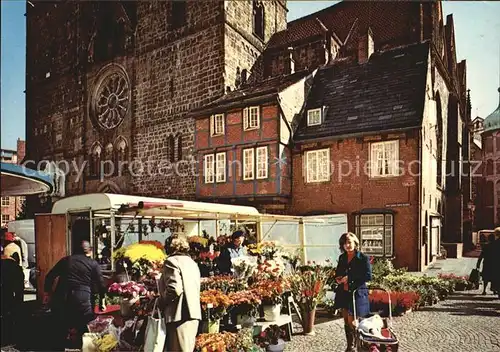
(231, 256, 257, 280)
(87, 315, 115, 335)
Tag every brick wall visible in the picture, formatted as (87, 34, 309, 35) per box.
(290, 134, 421, 270)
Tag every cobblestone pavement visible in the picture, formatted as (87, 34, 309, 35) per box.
(285, 289, 500, 352)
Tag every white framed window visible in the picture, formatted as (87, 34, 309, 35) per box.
(355, 214, 394, 257)
(210, 114, 225, 136)
(243, 106, 260, 130)
(1, 214, 9, 224)
(1, 197, 10, 207)
(216, 152, 226, 183)
(370, 140, 399, 177)
(243, 148, 255, 180)
(256, 146, 268, 179)
(307, 108, 322, 126)
(204, 154, 215, 183)
(305, 148, 330, 183)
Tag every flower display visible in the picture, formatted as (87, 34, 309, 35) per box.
(231, 256, 258, 280)
(200, 289, 233, 320)
(255, 258, 285, 280)
(247, 241, 284, 260)
(228, 290, 262, 317)
(369, 290, 420, 316)
(255, 325, 285, 348)
(251, 279, 287, 305)
(195, 332, 238, 352)
(108, 281, 148, 300)
(114, 243, 167, 279)
(288, 265, 335, 311)
(195, 329, 261, 352)
(201, 275, 248, 293)
(139, 240, 164, 251)
(437, 273, 474, 291)
(113, 243, 167, 264)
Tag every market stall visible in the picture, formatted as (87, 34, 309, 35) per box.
(36, 194, 347, 351)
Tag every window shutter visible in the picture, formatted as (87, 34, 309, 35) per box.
(243, 108, 249, 130)
(210, 115, 214, 136)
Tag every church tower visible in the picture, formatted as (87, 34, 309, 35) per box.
(25, 0, 287, 203)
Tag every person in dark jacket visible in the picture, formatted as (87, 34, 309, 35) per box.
(44, 241, 106, 350)
(477, 233, 496, 295)
(1, 254, 24, 346)
(217, 230, 247, 274)
(334, 232, 372, 352)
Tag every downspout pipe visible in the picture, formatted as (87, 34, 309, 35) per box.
(417, 127, 423, 271)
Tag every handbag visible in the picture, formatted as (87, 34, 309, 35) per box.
(143, 298, 167, 352)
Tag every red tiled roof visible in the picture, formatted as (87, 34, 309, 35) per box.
(268, 1, 421, 49)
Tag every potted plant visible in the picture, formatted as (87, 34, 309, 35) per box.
(228, 290, 262, 327)
(200, 289, 233, 333)
(252, 279, 286, 322)
(288, 264, 335, 335)
(108, 281, 147, 317)
(256, 325, 286, 352)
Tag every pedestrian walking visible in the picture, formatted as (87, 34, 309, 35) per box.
(44, 240, 106, 350)
(477, 234, 496, 295)
(159, 237, 201, 352)
(334, 232, 372, 352)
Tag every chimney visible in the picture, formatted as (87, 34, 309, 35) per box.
(285, 47, 295, 74)
(358, 28, 374, 64)
(235, 67, 241, 89)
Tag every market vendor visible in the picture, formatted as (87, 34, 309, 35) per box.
(217, 230, 247, 274)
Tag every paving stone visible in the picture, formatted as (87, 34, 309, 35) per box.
(285, 290, 500, 352)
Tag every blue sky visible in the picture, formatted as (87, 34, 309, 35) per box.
(1, 1, 499, 150)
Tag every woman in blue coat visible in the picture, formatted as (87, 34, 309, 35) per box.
(334, 232, 372, 352)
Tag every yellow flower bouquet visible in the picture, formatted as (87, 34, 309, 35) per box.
(114, 243, 167, 279)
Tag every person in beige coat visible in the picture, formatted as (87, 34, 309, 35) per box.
(159, 237, 201, 352)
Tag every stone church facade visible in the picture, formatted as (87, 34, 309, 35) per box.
(25, 0, 287, 205)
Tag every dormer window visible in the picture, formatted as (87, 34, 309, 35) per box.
(307, 108, 322, 126)
(243, 106, 260, 130)
(210, 114, 225, 136)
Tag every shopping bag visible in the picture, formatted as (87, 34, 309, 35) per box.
(469, 268, 480, 288)
(143, 298, 166, 352)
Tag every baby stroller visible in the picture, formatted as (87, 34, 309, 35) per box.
(352, 287, 399, 352)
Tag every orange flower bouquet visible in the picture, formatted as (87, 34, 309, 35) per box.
(200, 289, 233, 320)
(228, 290, 262, 318)
(251, 279, 287, 305)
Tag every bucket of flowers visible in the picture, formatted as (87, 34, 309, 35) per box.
(288, 265, 335, 335)
(251, 279, 287, 322)
(108, 281, 148, 317)
(200, 289, 233, 333)
(228, 290, 262, 327)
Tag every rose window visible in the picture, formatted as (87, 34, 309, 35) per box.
(91, 66, 131, 130)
